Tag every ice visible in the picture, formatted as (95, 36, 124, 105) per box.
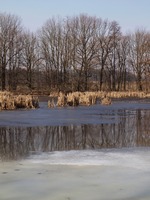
(29, 147, 150, 171)
(0, 100, 150, 127)
(1, 148, 150, 200)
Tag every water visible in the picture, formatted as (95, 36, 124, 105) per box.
(0, 99, 150, 199)
(0, 99, 150, 161)
(0, 99, 150, 127)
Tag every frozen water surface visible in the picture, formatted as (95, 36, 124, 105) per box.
(0, 99, 150, 199)
(29, 147, 150, 170)
(0, 148, 150, 200)
(0, 99, 150, 126)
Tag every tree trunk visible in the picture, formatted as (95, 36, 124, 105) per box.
(1, 65, 6, 90)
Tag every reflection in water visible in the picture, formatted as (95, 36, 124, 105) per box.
(0, 109, 150, 161)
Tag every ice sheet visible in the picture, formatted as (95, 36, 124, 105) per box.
(29, 147, 150, 171)
(0, 99, 150, 200)
(1, 148, 150, 200)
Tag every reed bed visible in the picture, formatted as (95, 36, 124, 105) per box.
(0, 91, 39, 110)
(48, 91, 150, 108)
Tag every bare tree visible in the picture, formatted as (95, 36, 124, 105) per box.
(95, 19, 114, 90)
(0, 13, 22, 90)
(60, 19, 73, 91)
(128, 29, 150, 91)
(69, 14, 98, 91)
(7, 27, 23, 90)
(115, 35, 130, 91)
(107, 21, 122, 91)
(39, 18, 64, 91)
(21, 31, 40, 90)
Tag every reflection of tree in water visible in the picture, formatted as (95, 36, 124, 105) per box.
(0, 109, 150, 161)
(0, 127, 29, 161)
(136, 110, 150, 146)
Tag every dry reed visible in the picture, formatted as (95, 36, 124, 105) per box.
(0, 91, 39, 110)
(49, 91, 150, 108)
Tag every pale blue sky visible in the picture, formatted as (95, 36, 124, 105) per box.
(0, 0, 149, 33)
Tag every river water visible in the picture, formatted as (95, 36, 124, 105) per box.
(0, 99, 150, 199)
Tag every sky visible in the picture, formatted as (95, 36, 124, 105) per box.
(0, 0, 150, 33)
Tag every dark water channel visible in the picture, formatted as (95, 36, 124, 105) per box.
(0, 99, 150, 161)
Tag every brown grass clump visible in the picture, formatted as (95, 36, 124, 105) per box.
(0, 91, 15, 110)
(48, 90, 150, 108)
(66, 92, 79, 106)
(101, 96, 112, 105)
(14, 95, 39, 109)
(78, 92, 93, 106)
(57, 92, 67, 107)
(55, 91, 97, 107)
(48, 98, 55, 108)
(0, 91, 39, 110)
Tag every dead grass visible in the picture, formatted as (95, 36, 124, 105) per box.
(48, 91, 150, 108)
(0, 91, 39, 110)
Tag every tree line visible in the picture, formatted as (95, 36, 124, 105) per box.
(0, 12, 149, 93)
